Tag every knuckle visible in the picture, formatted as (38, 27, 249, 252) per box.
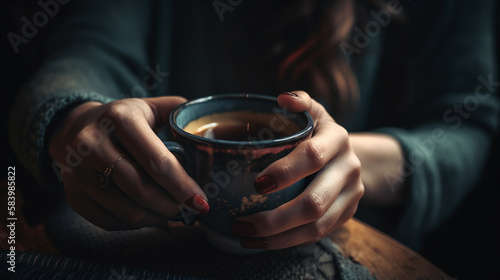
(302, 140, 325, 171)
(336, 126, 350, 150)
(145, 152, 173, 178)
(72, 126, 99, 149)
(354, 180, 365, 200)
(72, 129, 88, 147)
(301, 191, 327, 221)
(65, 132, 97, 164)
(346, 155, 362, 180)
(259, 213, 280, 235)
(337, 125, 349, 140)
(275, 157, 294, 183)
(103, 100, 135, 120)
(307, 221, 329, 241)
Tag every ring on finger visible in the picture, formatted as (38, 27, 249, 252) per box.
(94, 156, 126, 188)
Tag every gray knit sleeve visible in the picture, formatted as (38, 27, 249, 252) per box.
(9, 89, 113, 193)
(8, 0, 154, 193)
(368, 0, 499, 249)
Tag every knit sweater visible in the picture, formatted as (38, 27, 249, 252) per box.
(9, 0, 499, 250)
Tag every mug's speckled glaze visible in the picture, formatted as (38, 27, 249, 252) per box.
(167, 94, 313, 254)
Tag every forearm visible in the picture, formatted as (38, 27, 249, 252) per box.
(349, 132, 406, 206)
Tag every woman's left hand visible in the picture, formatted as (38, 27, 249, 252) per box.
(231, 91, 364, 250)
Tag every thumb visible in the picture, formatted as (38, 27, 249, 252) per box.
(143, 96, 187, 127)
(278, 91, 332, 122)
(277, 91, 312, 113)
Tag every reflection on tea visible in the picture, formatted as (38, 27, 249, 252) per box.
(183, 110, 300, 141)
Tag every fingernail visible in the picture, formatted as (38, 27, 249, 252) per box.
(280, 91, 298, 98)
(240, 237, 268, 249)
(254, 175, 277, 194)
(184, 195, 210, 214)
(231, 221, 256, 236)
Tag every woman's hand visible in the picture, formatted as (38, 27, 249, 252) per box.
(231, 91, 364, 249)
(48, 97, 209, 230)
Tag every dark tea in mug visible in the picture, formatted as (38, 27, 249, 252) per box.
(183, 110, 301, 141)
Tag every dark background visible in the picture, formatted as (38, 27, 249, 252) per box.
(2, 1, 67, 172)
(1, 1, 499, 279)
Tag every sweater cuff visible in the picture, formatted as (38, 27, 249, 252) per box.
(373, 127, 442, 250)
(25, 92, 113, 194)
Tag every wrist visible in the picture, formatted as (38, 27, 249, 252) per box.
(349, 132, 406, 206)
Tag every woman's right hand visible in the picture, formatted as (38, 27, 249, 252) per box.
(48, 97, 210, 230)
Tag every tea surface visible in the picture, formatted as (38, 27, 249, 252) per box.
(183, 110, 300, 141)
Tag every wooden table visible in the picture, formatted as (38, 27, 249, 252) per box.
(2, 174, 453, 279)
(330, 218, 454, 280)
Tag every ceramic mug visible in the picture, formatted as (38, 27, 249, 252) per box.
(165, 94, 313, 254)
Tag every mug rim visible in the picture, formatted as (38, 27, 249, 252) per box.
(169, 93, 314, 147)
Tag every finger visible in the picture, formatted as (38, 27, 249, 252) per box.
(245, 203, 358, 250)
(255, 91, 347, 194)
(234, 159, 353, 237)
(144, 96, 187, 129)
(77, 127, 181, 218)
(67, 187, 138, 231)
(277, 91, 312, 113)
(70, 165, 172, 229)
(111, 157, 181, 217)
(236, 168, 362, 250)
(255, 117, 348, 194)
(92, 182, 171, 228)
(277, 91, 330, 124)
(65, 169, 167, 230)
(103, 99, 210, 214)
